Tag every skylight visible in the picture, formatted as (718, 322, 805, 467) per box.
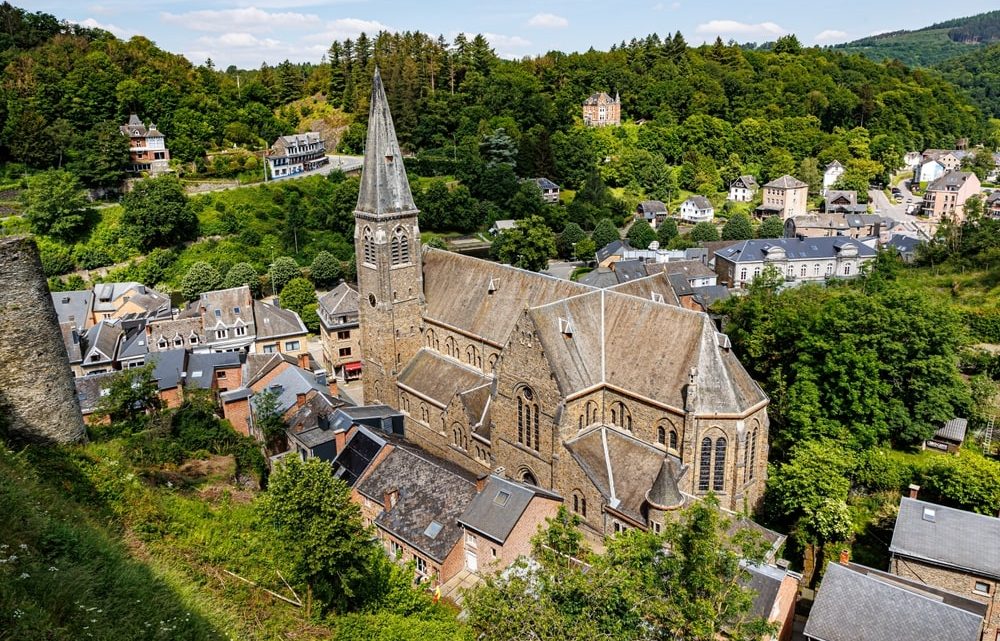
(494, 491, 510, 507)
(423, 521, 443, 539)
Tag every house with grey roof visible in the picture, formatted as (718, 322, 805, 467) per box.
(74, 371, 119, 420)
(784, 213, 882, 240)
(743, 561, 799, 641)
(121, 114, 171, 175)
(821, 190, 867, 215)
(822, 160, 845, 194)
(318, 282, 361, 379)
(80, 320, 124, 376)
(51, 290, 92, 332)
(805, 561, 985, 641)
(922, 171, 982, 224)
(679, 195, 714, 223)
(885, 234, 922, 263)
(266, 132, 327, 178)
(90, 282, 170, 326)
(530, 177, 560, 203)
(147, 317, 206, 353)
(636, 200, 668, 226)
(253, 299, 309, 357)
(728, 175, 758, 203)
(714, 237, 877, 290)
(59, 321, 84, 377)
(145, 349, 186, 407)
(758, 175, 809, 220)
(889, 497, 1000, 640)
(355, 444, 479, 586)
(582, 91, 620, 126)
(182, 286, 257, 353)
(116, 328, 149, 370)
(987, 191, 1000, 217)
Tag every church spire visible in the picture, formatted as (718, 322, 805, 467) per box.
(355, 67, 416, 217)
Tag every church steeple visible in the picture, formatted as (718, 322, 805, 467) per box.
(355, 67, 416, 218)
(353, 68, 424, 407)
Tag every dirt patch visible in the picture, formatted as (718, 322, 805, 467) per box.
(197, 483, 255, 505)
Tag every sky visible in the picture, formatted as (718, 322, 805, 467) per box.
(22, 0, 1000, 68)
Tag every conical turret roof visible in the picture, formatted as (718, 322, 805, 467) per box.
(645, 457, 684, 511)
(355, 67, 417, 217)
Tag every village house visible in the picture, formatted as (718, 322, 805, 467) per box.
(886, 234, 922, 263)
(784, 213, 882, 240)
(922, 149, 963, 173)
(488, 219, 517, 236)
(728, 175, 758, 202)
(804, 560, 986, 641)
(530, 177, 560, 203)
(146, 349, 186, 409)
(266, 132, 328, 178)
(179, 287, 257, 352)
(915, 158, 946, 184)
(252, 299, 309, 357)
(889, 496, 1000, 640)
(714, 237, 877, 289)
(147, 317, 206, 353)
(924, 417, 967, 453)
(679, 195, 714, 222)
(120, 114, 171, 175)
(821, 190, 867, 215)
(318, 282, 362, 381)
(822, 161, 844, 194)
(636, 200, 669, 227)
(51, 290, 92, 332)
(88, 282, 170, 327)
(744, 561, 800, 641)
(988, 191, 1000, 217)
(79, 320, 124, 376)
(582, 91, 621, 126)
(921, 171, 982, 224)
(757, 175, 808, 220)
(352, 69, 771, 545)
(594, 240, 702, 268)
(903, 151, 923, 169)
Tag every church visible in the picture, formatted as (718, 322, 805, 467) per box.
(354, 69, 769, 541)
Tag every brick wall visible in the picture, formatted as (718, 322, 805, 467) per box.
(892, 556, 998, 640)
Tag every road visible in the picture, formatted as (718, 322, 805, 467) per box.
(267, 154, 363, 183)
(544, 260, 583, 281)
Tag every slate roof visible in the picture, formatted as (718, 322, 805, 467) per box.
(422, 249, 592, 347)
(987, 191, 1000, 205)
(637, 200, 668, 215)
(75, 372, 119, 414)
(583, 92, 617, 105)
(934, 417, 967, 443)
(147, 317, 205, 349)
(253, 363, 329, 414)
(927, 171, 976, 192)
(117, 329, 149, 362)
(649, 259, 716, 280)
(355, 68, 416, 216)
(318, 282, 359, 329)
(285, 389, 348, 435)
(608, 272, 680, 306)
(82, 320, 123, 365)
(595, 239, 627, 263)
(645, 457, 685, 510)
(330, 426, 388, 485)
(803, 562, 984, 641)
(145, 349, 186, 391)
(730, 175, 758, 190)
(51, 291, 92, 331)
(889, 497, 1000, 579)
(531, 177, 559, 191)
(397, 349, 490, 408)
(825, 190, 857, 206)
(743, 562, 787, 622)
(91, 282, 165, 315)
(459, 476, 561, 544)
(715, 237, 877, 264)
(825, 160, 844, 170)
(578, 267, 620, 288)
(60, 321, 82, 365)
(610, 259, 647, 283)
(763, 175, 808, 189)
(887, 234, 921, 255)
(186, 352, 241, 389)
(356, 445, 478, 563)
(254, 300, 307, 340)
(193, 286, 255, 331)
(527, 290, 766, 414)
(684, 196, 713, 210)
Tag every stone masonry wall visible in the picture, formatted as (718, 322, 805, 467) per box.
(892, 556, 998, 641)
(0, 236, 86, 443)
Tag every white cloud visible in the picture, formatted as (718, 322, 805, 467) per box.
(75, 17, 134, 39)
(198, 32, 281, 48)
(814, 29, 849, 43)
(301, 17, 391, 43)
(527, 13, 568, 29)
(694, 20, 786, 38)
(161, 7, 319, 33)
(483, 32, 531, 57)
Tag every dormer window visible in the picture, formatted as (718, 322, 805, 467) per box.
(651, 292, 664, 304)
(559, 318, 573, 337)
(158, 339, 168, 349)
(487, 278, 498, 294)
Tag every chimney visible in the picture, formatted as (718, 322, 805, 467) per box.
(328, 378, 339, 398)
(475, 474, 489, 493)
(383, 488, 399, 509)
(334, 428, 347, 453)
(298, 353, 311, 370)
(839, 549, 850, 565)
(908, 484, 920, 499)
(295, 392, 307, 407)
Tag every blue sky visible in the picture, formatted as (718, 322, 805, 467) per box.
(23, 0, 1000, 68)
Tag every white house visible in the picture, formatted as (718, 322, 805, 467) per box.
(915, 159, 946, 184)
(266, 132, 328, 178)
(903, 151, 922, 169)
(728, 175, 758, 202)
(679, 196, 714, 222)
(822, 161, 845, 194)
(714, 237, 877, 290)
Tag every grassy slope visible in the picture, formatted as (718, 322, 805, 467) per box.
(0, 441, 331, 640)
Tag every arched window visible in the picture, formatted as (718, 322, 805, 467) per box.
(426, 328, 437, 349)
(390, 226, 409, 265)
(739, 268, 747, 282)
(420, 403, 429, 424)
(800, 264, 807, 277)
(610, 402, 631, 431)
(657, 426, 666, 445)
(444, 336, 457, 359)
(452, 423, 467, 450)
(400, 394, 409, 412)
(521, 469, 537, 486)
(362, 226, 376, 265)
(517, 386, 539, 451)
(488, 353, 499, 372)
(813, 264, 820, 276)
(572, 491, 587, 517)
(698, 437, 712, 491)
(372, 381, 382, 402)
(669, 429, 678, 451)
(713, 437, 727, 491)
(584, 400, 598, 426)
(786, 265, 794, 278)
(749, 426, 758, 481)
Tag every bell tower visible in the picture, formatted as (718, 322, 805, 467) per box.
(354, 68, 424, 405)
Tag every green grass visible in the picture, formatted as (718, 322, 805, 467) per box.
(0, 441, 331, 640)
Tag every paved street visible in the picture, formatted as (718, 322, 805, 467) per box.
(544, 260, 583, 281)
(868, 178, 916, 222)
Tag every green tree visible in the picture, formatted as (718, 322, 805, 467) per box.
(310, 250, 343, 286)
(223, 262, 262, 297)
(626, 219, 656, 249)
(721, 213, 754, 240)
(657, 218, 679, 245)
(67, 120, 130, 188)
(920, 451, 1000, 515)
(279, 277, 318, 323)
(591, 218, 621, 249)
(574, 237, 596, 262)
(181, 261, 223, 301)
(258, 457, 380, 614)
(21, 170, 92, 241)
(756, 216, 785, 238)
(961, 148, 996, 182)
(509, 180, 547, 220)
(120, 175, 198, 251)
(252, 388, 287, 454)
(689, 221, 720, 243)
(493, 215, 556, 272)
(269, 256, 301, 295)
(557, 222, 587, 259)
(95, 364, 160, 426)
